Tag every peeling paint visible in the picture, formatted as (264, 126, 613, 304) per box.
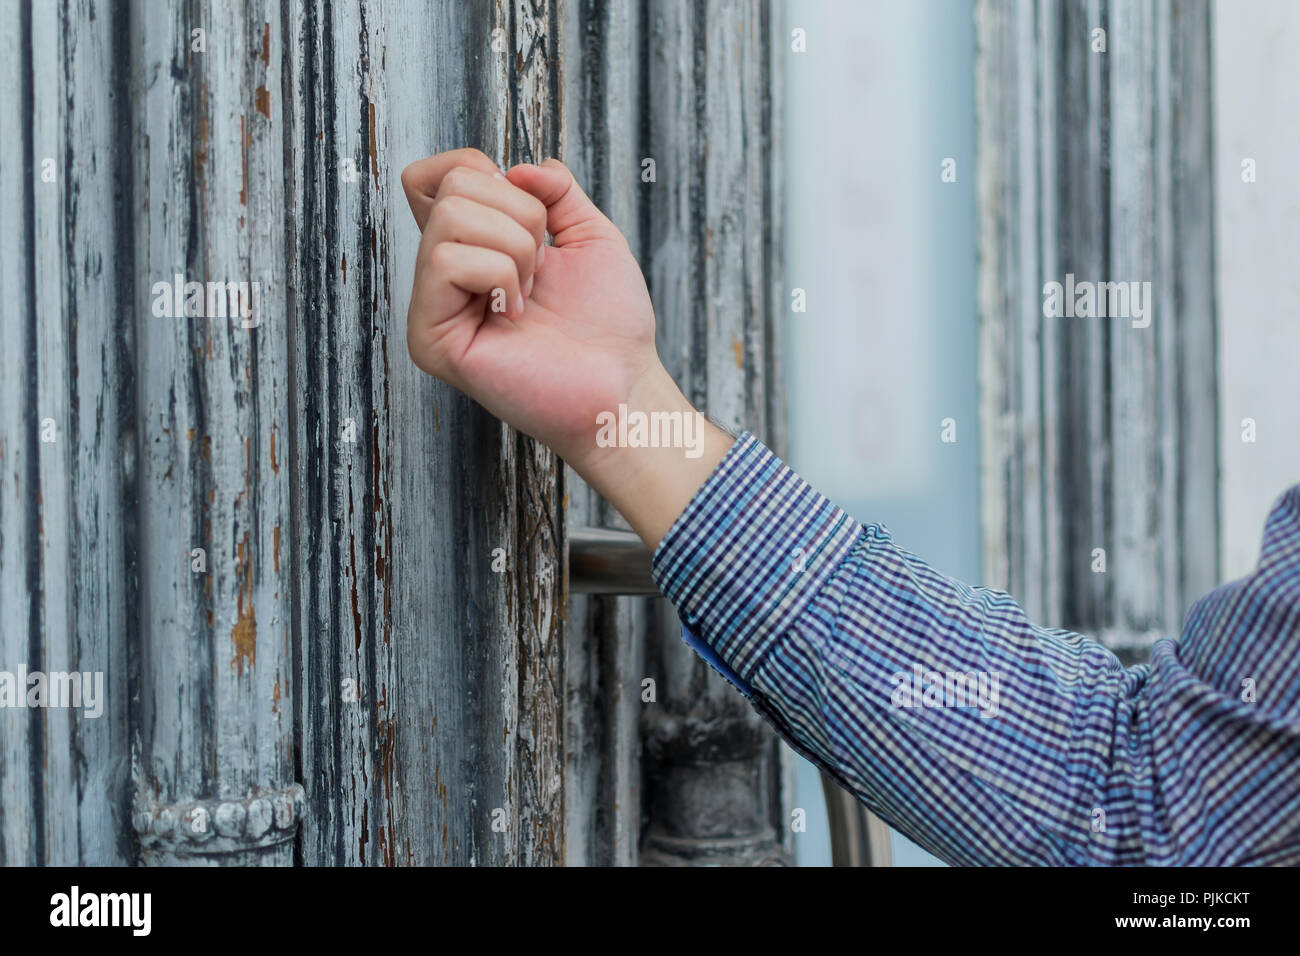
(232, 533, 257, 676)
(367, 101, 378, 179)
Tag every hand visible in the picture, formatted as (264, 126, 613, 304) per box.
(401, 148, 733, 547)
(402, 149, 658, 467)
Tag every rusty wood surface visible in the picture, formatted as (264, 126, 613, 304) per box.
(128, 0, 295, 865)
(0, 0, 789, 867)
(2, 0, 566, 866)
(284, 0, 565, 866)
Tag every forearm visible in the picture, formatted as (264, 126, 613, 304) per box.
(645, 430, 1151, 865)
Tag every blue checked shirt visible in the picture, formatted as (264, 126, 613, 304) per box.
(650, 432, 1300, 866)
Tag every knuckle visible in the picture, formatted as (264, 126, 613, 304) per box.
(427, 242, 454, 274)
(504, 227, 530, 261)
(441, 165, 472, 195)
(431, 192, 469, 221)
(494, 253, 518, 286)
(528, 198, 548, 235)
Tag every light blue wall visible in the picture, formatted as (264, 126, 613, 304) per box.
(783, 0, 978, 867)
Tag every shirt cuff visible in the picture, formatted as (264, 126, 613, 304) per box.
(651, 431, 863, 688)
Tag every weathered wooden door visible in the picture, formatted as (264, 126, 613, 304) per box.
(1, 0, 791, 866)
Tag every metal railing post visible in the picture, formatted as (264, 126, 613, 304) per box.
(568, 526, 888, 866)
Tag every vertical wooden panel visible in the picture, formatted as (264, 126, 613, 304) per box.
(559, 0, 787, 867)
(1167, 0, 1217, 612)
(1108, 0, 1161, 638)
(287, 0, 564, 867)
(640, 0, 789, 866)
(0, 0, 134, 866)
(129, 0, 296, 865)
(975, 0, 1218, 658)
(284, 0, 401, 870)
(557, 0, 647, 867)
(51, 0, 135, 865)
(509, 0, 567, 865)
(1057, 0, 1112, 630)
(0, 0, 40, 866)
(30, 0, 76, 863)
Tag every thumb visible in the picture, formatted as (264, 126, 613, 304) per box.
(505, 159, 623, 247)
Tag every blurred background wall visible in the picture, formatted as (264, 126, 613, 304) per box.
(784, 0, 976, 867)
(1213, 0, 1300, 579)
(783, 0, 1300, 866)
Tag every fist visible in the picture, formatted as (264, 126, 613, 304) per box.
(401, 148, 662, 470)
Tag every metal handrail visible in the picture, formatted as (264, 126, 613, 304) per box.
(568, 525, 888, 866)
(568, 526, 660, 594)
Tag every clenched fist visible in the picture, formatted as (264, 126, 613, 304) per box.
(402, 148, 664, 470)
(401, 147, 732, 548)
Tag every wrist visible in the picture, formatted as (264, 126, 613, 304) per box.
(569, 363, 735, 549)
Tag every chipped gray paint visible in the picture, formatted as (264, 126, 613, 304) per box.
(0, 0, 790, 866)
(1, 0, 565, 867)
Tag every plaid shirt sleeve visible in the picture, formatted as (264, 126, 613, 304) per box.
(650, 431, 1300, 866)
